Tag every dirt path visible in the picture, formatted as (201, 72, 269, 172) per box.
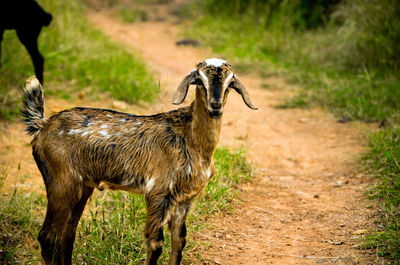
(85, 11, 377, 265)
(0, 6, 378, 265)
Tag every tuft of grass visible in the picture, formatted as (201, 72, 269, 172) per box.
(191, 148, 252, 219)
(0, 0, 158, 120)
(361, 119, 400, 261)
(0, 182, 44, 264)
(0, 147, 252, 264)
(74, 191, 148, 264)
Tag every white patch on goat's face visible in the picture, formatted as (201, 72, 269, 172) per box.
(205, 58, 226, 67)
(99, 130, 109, 138)
(146, 178, 155, 192)
(223, 72, 234, 91)
(198, 70, 209, 90)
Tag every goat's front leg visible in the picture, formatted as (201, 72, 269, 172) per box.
(144, 194, 171, 265)
(168, 201, 191, 265)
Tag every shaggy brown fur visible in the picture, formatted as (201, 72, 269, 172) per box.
(21, 59, 256, 265)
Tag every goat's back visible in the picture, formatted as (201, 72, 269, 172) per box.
(32, 107, 200, 195)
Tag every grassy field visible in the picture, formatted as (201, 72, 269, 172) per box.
(181, 0, 400, 262)
(0, 148, 251, 264)
(0, 0, 158, 120)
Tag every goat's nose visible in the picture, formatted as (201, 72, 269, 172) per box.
(211, 101, 222, 110)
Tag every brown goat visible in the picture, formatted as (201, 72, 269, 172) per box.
(21, 58, 257, 265)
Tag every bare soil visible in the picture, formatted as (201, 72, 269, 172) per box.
(0, 4, 381, 265)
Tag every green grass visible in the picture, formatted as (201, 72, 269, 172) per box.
(0, 0, 158, 120)
(360, 120, 400, 260)
(0, 148, 252, 264)
(0, 175, 44, 264)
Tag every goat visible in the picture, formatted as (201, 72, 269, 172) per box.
(21, 58, 257, 265)
(0, 0, 52, 84)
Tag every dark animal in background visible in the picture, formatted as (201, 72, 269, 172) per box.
(0, 0, 52, 84)
(21, 58, 257, 265)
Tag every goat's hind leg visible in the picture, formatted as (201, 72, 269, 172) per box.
(38, 174, 93, 265)
(168, 202, 191, 265)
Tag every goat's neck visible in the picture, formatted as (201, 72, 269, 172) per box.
(188, 87, 222, 164)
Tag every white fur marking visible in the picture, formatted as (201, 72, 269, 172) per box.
(136, 122, 142, 125)
(223, 72, 234, 90)
(107, 114, 113, 118)
(81, 131, 89, 136)
(206, 168, 212, 179)
(188, 166, 192, 175)
(58, 130, 64, 136)
(120, 118, 126, 122)
(100, 124, 108, 129)
(199, 70, 209, 89)
(146, 178, 155, 192)
(205, 58, 226, 67)
(99, 130, 109, 138)
(68, 129, 83, 135)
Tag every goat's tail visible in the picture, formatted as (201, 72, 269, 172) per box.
(21, 76, 46, 135)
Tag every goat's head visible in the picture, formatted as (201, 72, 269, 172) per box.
(173, 58, 257, 118)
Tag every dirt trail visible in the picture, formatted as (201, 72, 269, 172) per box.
(0, 6, 377, 265)
(85, 12, 377, 265)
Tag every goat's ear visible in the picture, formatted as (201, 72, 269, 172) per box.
(231, 75, 258, 110)
(173, 70, 196, 105)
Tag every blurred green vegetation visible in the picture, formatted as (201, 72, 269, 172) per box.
(184, 0, 400, 122)
(183, 0, 400, 262)
(0, 0, 158, 120)
(0, 148, 252, 264)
